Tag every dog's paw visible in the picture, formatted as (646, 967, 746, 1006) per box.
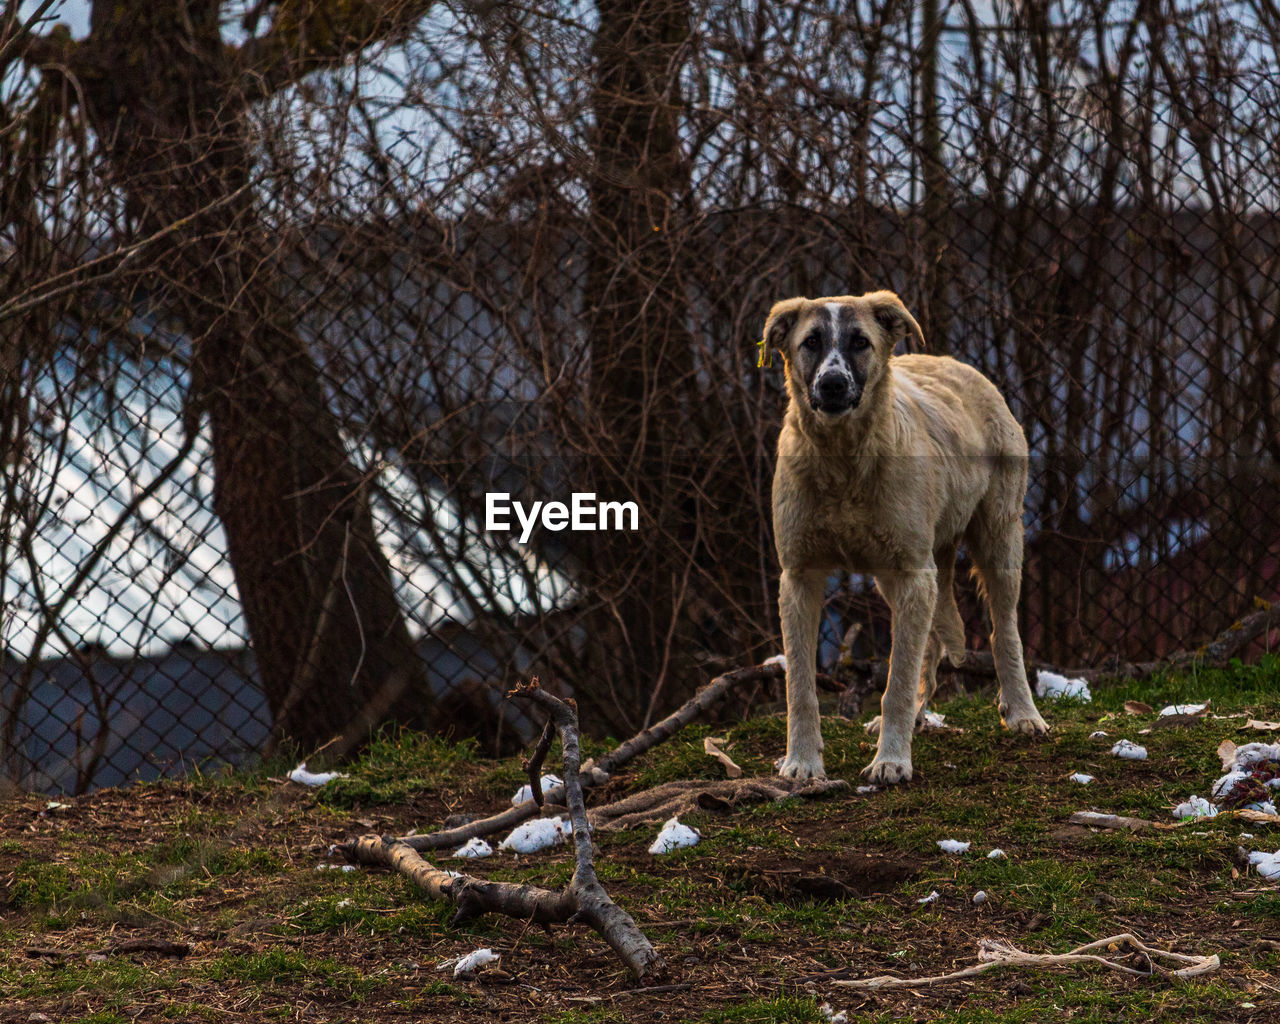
(775, 753, 827, 780)
(860, 757, 913, 786)
(1001, 706, 1050, 735)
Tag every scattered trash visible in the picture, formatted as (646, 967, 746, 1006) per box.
(1035, 671, 1091, 701)
(937, 839, 970, 854)
(703, 736, 743, 778)
(763, 654, 787, 669)
(649, 816, 700, 854)
(1090, 730, 1109, 739)
(855, 785, 880, 795)
(288, 763, 347, 787)
(917, 890, 942, 904)
(987, 848, 1008, 860)
(315, 863, 357, 872)
(1211, 746, 1280, 814)
(45, 801, 69, 811)
(441, 948, 500, 977)
(1212, 771, 1249, 800)
(1173, 796, 1218, 819)
(1246, 850, 1280, 881)
(1069, 811, 1153, 830)
(336, 899, 353, 908)
(1159, 702, 1208, 717)
(1069, 773, 1094, 785)
(452, 838, 494, 859)
(511, 775, 563, 806)
(973, 890, 988, 904)
(499, 817, 572, 854)
(1111, 739, 1147, 760)
(1246, 720, 1280, 731)
(818, 1003, 848, 1024)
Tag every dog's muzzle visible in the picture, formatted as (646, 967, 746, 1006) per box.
(810, 372, 859, 415)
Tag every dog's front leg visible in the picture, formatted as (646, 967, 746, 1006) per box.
(776, 568, 826, 779)
(863, 569, 938, 785)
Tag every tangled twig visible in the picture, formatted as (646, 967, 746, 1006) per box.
(836, 932, 1220, 989)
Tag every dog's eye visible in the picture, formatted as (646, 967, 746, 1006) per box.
(801, 334, 821, 352)
(847, 333, 870, 351)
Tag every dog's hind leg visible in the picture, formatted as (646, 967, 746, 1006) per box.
(862, 566, 937, 785)
(967, 504, 1048, 736)
(777, 568, 827, 779)
(917, 545, 966, 725)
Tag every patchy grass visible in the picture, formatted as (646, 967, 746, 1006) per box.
(0, 661, 1277, 1023)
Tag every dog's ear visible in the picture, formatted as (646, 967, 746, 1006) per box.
(761, 297, 806, 366)
(867, 292, 926, 353)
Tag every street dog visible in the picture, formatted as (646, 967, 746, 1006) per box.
(763, 291, 1048, 785)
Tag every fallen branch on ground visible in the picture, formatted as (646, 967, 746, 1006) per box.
(836, 932, 1220, 989)
(344, 681, 664, 981)
(837, 602, 1280, 704)
(588, 776, 848, 830)
(343, 661, 785, 855)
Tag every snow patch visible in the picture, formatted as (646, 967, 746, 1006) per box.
(1035, 671, 1091, 701)
(649, 816, 700, 854)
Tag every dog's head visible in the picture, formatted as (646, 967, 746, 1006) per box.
(762, 291, 925, 421)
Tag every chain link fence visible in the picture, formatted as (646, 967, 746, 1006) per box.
(2, 0, 1278, 793)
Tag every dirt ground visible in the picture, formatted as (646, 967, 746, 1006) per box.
(2, 667, 1279, 1022)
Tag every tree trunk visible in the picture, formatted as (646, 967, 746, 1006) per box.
(74, 0, 429, 754)
(578, 0, 697, 730)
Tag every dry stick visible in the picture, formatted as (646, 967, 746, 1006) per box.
(841, 603, 1280, 690)
(343, 683, 665, 981)
(361, 661, 784, 854)
(588, 776, 849, 831)
(525, 719, 557, 807)
(835, 932, 1220, 990)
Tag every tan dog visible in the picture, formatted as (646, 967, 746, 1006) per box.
(764, 291, 1048, 785)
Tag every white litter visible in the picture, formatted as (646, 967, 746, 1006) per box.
(499, 817, 571, 854)
(1240, 833, 1255, 839)
(511, 774, 563, 806)
(451, 838, 494, 859)
(917, 890, 942, 904)
(973, 890, 988, 905)
(1090, 730, 1109, 739)
(856, 785, 880, 795)
(1159, 702, 1208, 717)
(1247, 850, 1280, 881)
(336, 899, 353, 908)
(288, 763, 347, 787)
(763, 653, 787, 669)
(1231, 743, 1280, 771)
(1069, 773, 1094, 785)
(1111, 740, 1147, 760)
(1211, 771, 1248, 800)
(649, 816, 700, 854)
(937, 840, 970, 854)
(921, 711, 947, 729)
(315, 863, 356, 872)
(987, 848, 1008, 860)
(818, 1003, 848, 1024)
(1247, 801, 1279, 815)
(1035, 671, 1091, 701)
(441, 948, 500, 977)
(1173, 796, 1218, 819)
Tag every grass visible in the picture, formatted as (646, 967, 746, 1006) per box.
(0, 659, 1276, 1022)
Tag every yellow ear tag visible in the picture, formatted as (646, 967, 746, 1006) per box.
(757, 338, 773, 368)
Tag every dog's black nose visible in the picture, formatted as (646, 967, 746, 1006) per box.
(816, 374, 847, 401)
